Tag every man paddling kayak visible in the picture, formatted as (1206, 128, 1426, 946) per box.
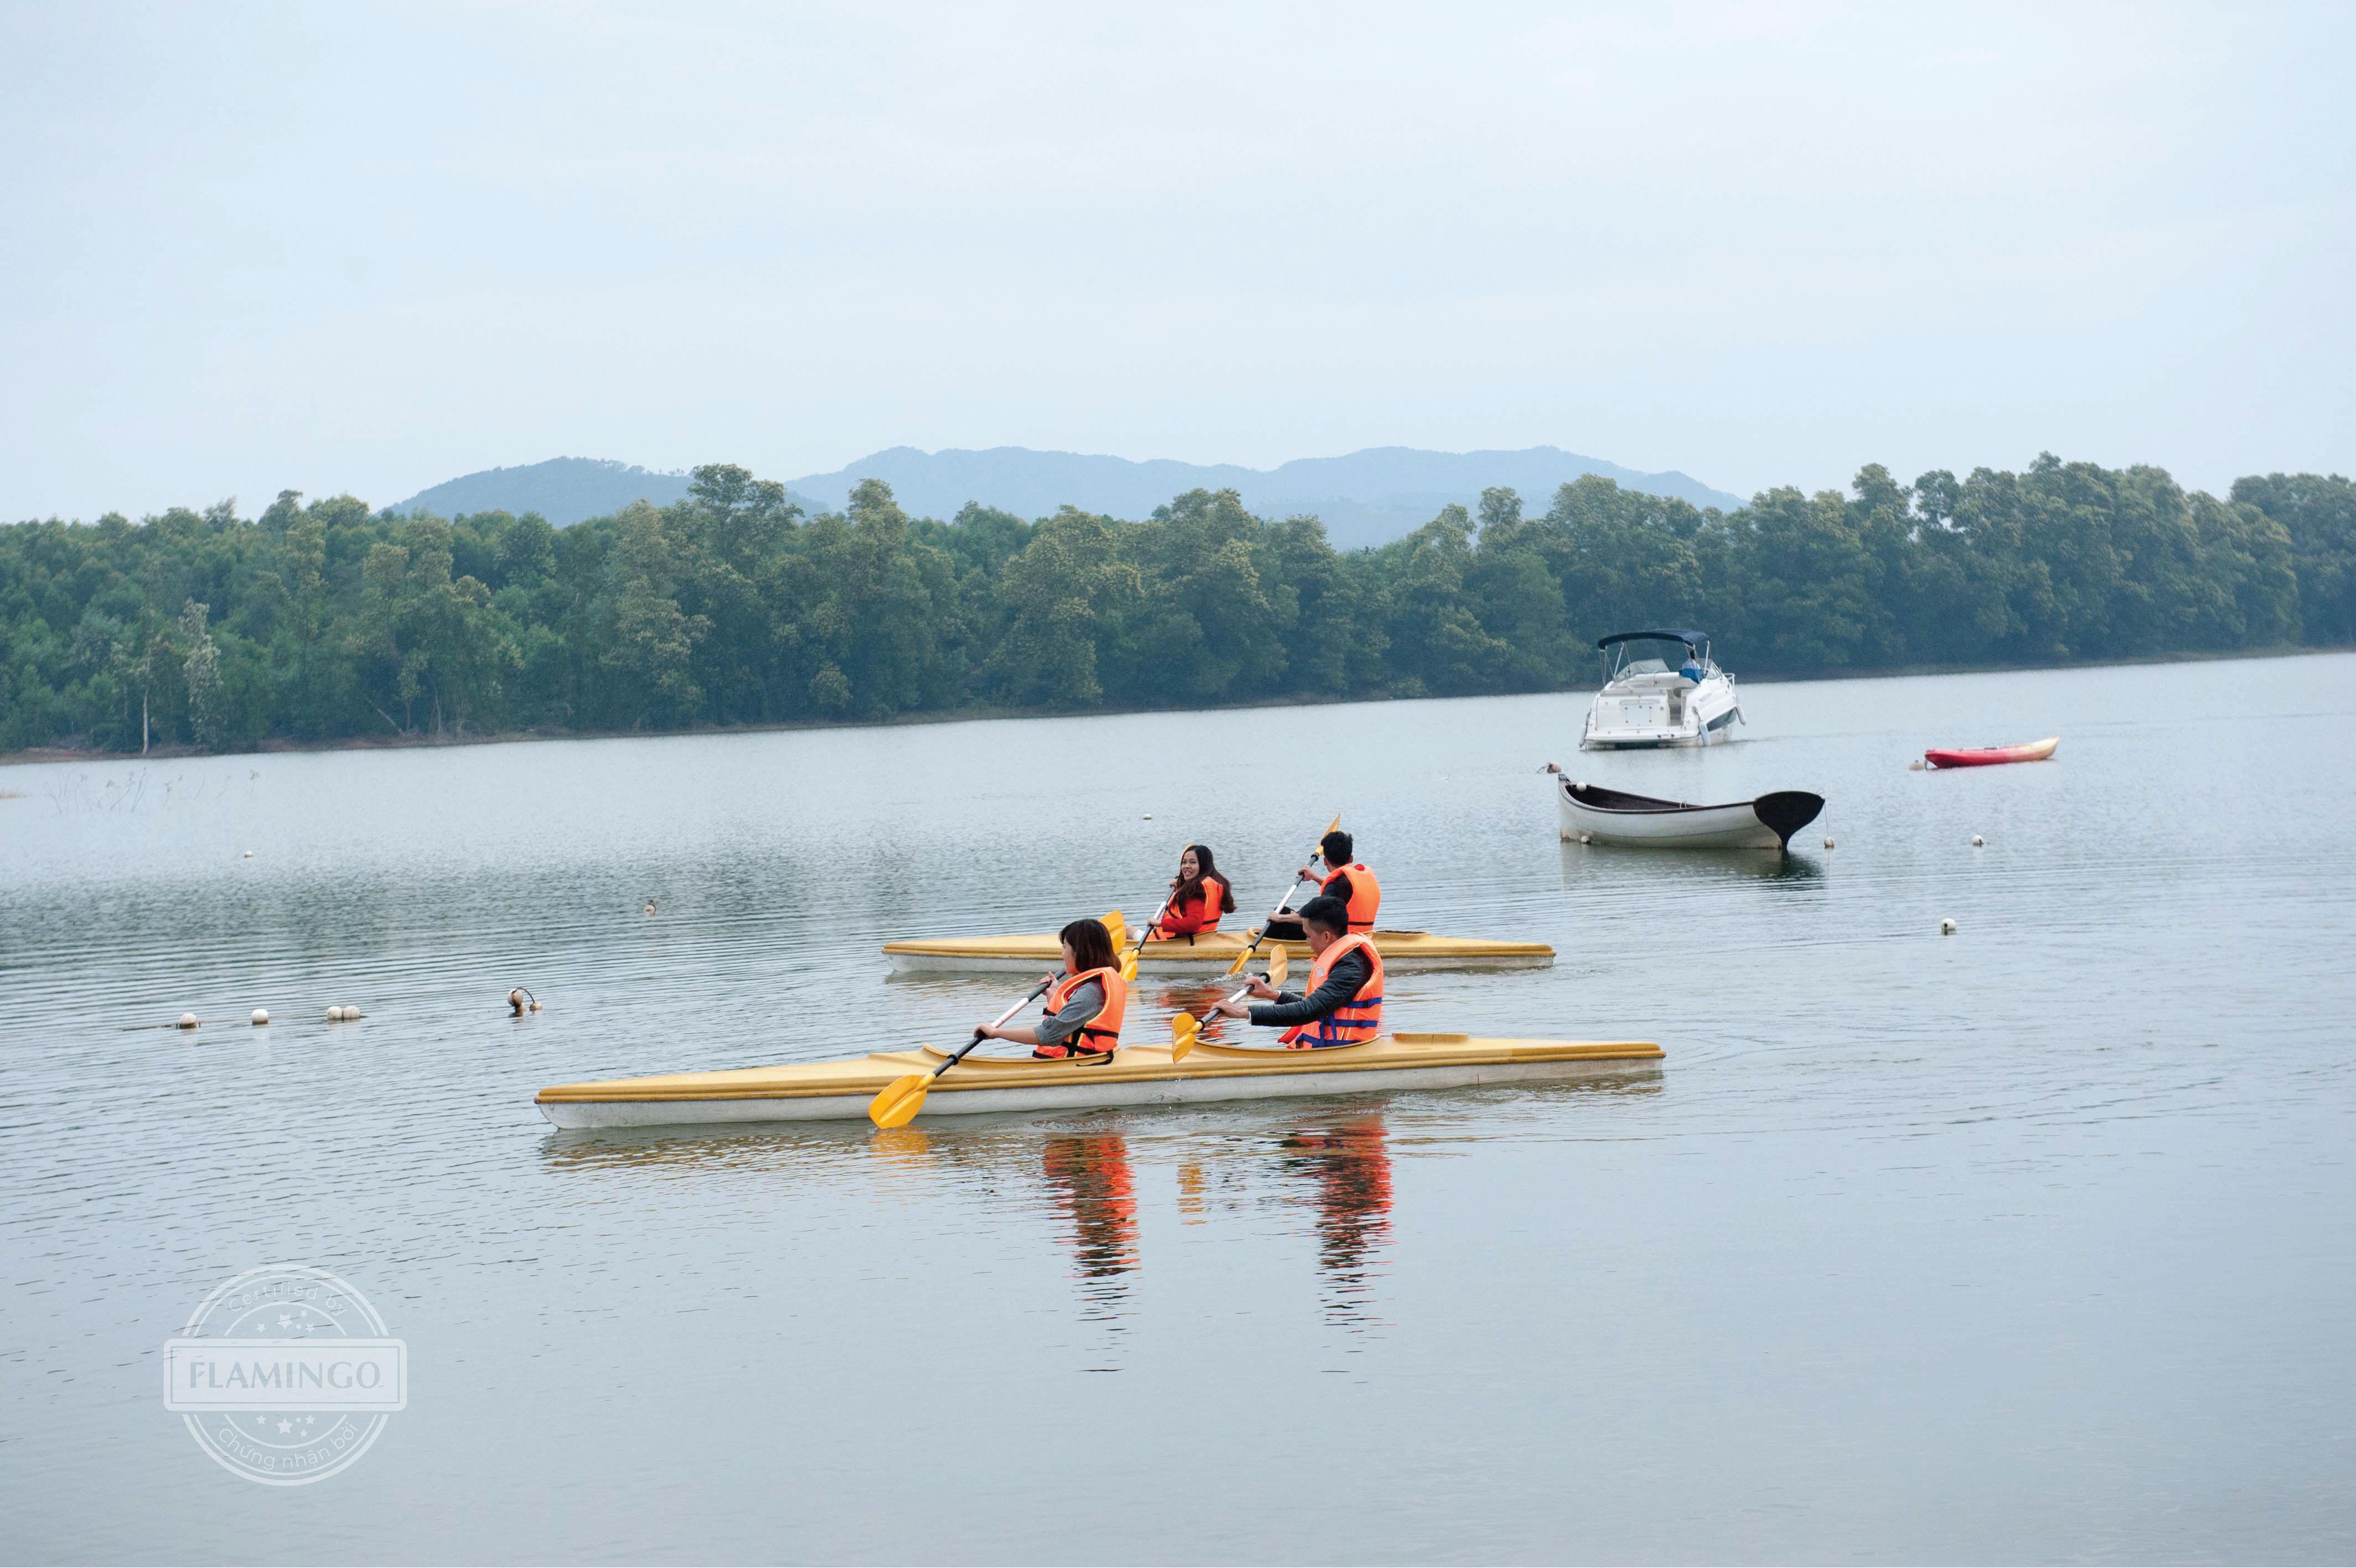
(1264, 830, 1379, 941)
(1212, 896, 1384, 1048)
(973, 918, 1131, 1059)
(1146, 843, 1237, 941)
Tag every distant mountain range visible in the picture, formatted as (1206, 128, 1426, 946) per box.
(392, 446, 1744, 547)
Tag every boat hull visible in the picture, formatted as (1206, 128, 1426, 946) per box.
(536, 1034, 1663, 1129)
(1924, 736, 2059, 768)
(884, 927, 1553, 974)
(1556, 777, 1823, 849)
(1581, 672, 1740, 749)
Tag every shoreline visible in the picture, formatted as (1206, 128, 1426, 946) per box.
(2, 640, 2342, 770)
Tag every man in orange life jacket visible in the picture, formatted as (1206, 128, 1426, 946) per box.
(1263, 829, 1379, 943)
(1212, 895, 1384, 1048)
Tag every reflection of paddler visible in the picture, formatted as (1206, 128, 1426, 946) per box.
(1279, 1111, 1393, 1286)
(972, 918, 1129, 1060)
(1042, 1133, 1139, 1280)
(1146, 843, 1236, 941)
(1264, 829, 1378, 940)
(1212, 896, 1383, 1047)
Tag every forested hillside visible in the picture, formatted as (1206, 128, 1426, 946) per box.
(2, 456, 2348, 755)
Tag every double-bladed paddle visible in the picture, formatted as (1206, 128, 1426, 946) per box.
(1223, 814, 1341, 976)
(868, 976, 1057, 1129)
(868, 907, 1128, 1128)
(1171, 943, 1286, 1062)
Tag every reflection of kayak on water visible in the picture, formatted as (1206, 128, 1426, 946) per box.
(536, 1033, 1664, 1129)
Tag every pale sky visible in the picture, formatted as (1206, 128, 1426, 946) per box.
(3, 1, 2349, 521)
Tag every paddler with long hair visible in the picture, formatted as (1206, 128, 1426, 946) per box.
(1145, 843, 1237, 942)
(972, 917, 1130, 1060)
(1263, 829, 1380, 942)
(1212, 894, 1383, 1048)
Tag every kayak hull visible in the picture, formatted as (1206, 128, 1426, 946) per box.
(1924, 736, 2059, 768)
(536, 1034, 1661, 1129)
(884, 927, 1553, 974)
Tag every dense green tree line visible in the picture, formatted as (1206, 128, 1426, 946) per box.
(2, 456, 2348, 753)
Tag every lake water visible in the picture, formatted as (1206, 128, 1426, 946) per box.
(4, 653, 2353, 1564)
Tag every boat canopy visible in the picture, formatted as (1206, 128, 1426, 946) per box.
(1595, 629, 1709, 651)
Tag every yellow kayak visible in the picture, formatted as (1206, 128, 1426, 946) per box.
(883, 924, 1553, 974)
(536, 1033, 1661, 1129)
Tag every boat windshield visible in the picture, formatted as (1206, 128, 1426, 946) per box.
(1608, 639, 1698, 679)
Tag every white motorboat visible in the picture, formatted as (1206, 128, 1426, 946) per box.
(1551, 770, 1823, 850)
(1579, 629, 1741, 749)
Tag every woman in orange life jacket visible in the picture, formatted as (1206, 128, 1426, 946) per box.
(972, 917, 1132, 1060)
(1263, 829, 1380, 943)
(1212, 894, 1384, 1049)
(1146, 843, 1236, 942)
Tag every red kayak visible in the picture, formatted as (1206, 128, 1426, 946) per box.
(1923, 736, 2059, 769)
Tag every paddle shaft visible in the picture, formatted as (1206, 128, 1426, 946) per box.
(937, 977, 1055, 1078)
(1234, 872, 1318, 961)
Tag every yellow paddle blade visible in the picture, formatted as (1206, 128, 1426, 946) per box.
(1171, 1032, 1195, 1063)
(1325, 813, 1341, 837)
(1102, 908, 1125, 944)
(1225, 931, 1261, 975)
(1170, 1011, 1200, 1045)
(867, 1073, 931, 1129)
(1266, 945, 1288, 987)
(1119, 953, 1138, 982)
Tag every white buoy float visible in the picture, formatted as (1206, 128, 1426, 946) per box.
(251, 1008, 269, 1026)
(178, 1012, 199, 1029)
(326, 1006, 345, 1022)
(1971, 835, 1984, 847)
(1823, 836, 1836, 849)
(1940, 918, 1957, 935)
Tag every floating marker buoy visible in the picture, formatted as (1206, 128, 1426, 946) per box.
(1578, 832, 1591, 845)
(1940, 918, 1957, 935)
(1909, 759, 1926, 771)
(1823, 837, 1835, 849)
(178, 1012, 199, 1029)
(1971, 835, 1984, 847)
(326, 1006, 345, 1021)
(251, 1008, 269, 1026)
(341, 1007, 362, 1020)
(242, 850, 254, 858)
(643, 900, 657, 915)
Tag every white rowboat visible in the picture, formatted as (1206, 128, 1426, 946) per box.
(1555, 773, 1823, 850)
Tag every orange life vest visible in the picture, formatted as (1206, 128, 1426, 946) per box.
(1153, 873, 1228, 938)
(1281, 933, 1384, 1048)
(1320, 862, 1381, 932)
(1040, 964, 1128, 1057)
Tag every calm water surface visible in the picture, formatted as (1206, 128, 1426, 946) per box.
(3, 655, 2353, 1564)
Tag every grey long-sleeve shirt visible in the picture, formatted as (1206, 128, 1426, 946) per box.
(1246, 949, 1375, 1030)
(1034, 979, 1106, 1049)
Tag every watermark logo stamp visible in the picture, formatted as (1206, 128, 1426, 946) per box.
(163, 1264, 406, 1486)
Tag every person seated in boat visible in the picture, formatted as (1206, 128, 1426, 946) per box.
(972, 917, 1130, 1061)
(1146, 843, 1236, 943)
(1213, 896, 1383, 1049)
(1263, 830, 1380, 942)
(1678, 655, 1704, 684)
